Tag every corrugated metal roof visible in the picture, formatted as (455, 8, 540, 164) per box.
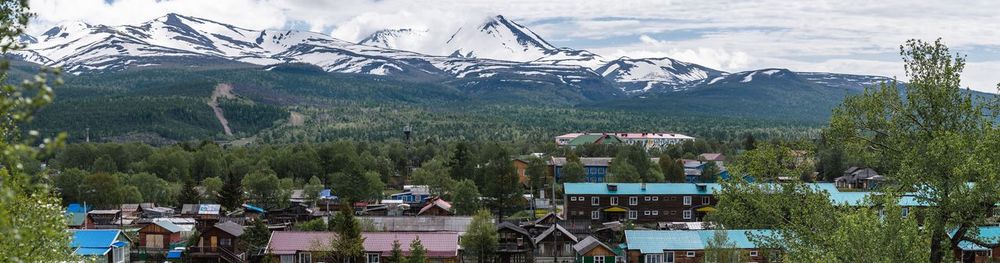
(564, 183, 721, 195)
(266, 231, 459, 257)
(74, 247, 111, 256)
(71, 229, 123, 256)
(625, 230, 775, 253)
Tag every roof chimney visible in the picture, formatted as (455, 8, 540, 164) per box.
(641, 183, 646, 191)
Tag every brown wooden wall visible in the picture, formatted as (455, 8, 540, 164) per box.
(565, 193, 715, 224)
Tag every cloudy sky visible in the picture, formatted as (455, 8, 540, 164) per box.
(29, 0, 1000, 93)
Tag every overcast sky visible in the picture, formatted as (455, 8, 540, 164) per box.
(29, 0, 1000, 93)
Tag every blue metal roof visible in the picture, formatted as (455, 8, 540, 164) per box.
(66, 203, 90, 213)
(564, 183, 721, 195)
(954, 226, 1000, 251)
(625, 230, 776, 253)
(166, 249, 183, 259)
(243, 204, 266, 213)
(74, 247, 111, 256)
(71, 230, 124, 256)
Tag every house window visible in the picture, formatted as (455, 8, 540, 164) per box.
(683, 210, 692, 219)
(670, 210, 677, 215)
(220, 238, 232, 246)
(686, 251, 695, 257)
(595, 256, 605, 263)
(628, 210, 638, 219)
(644, 210, 650, 216)
(611, 197, 618, 205)
(750, 251, 759, 257)
(367, 253, 380, 263)
(665, 252, 675, 263)
(592, 197, 600, 206)
(902, 207, 910, 218)
(629, 196, 638, 205)
(644, 253, 662, 263)
(683, 196, 692, 205)
(702, 196, 710, 205)
(644, 196, 651, 201)
(299, 252, 312, 263)
(652, 210, 658, 215)
(652, 196, 658, 201)
(592, 211, 600, 220)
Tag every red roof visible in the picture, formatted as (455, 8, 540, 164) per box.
(417, 199, 452, 215)
(266, 231, 459, 257)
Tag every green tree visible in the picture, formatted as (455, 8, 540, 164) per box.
(525, 156, 549, 194)
(0, 1, 75, 260)
(129, 172, 172, 204)
(460, 210, 498, 263)
(560, 161, 586, 183)
(219, 172, 243, 211)
(201, 177, 224, 203)
(742, 133, 756, 151)
(240, 219, 271, 253)
(92, 155, 117, 173)
(411, 158, 455, 197)
(331, 171, 384, 202)
(295, 218, 328, 231)
(243, 169, 283, 209)
(703, 230, 747, 263)
(828, 39, 1000, 263)
(700, 161, 720, 183)
(479, 144, 522, 220)
(54, 168, 87, 203)
(178, 178, 201, 205)
(607, 161, 640, 183)
(387, 240, 404, 263)
(448, 142, 476, 181)
(331, 203, 365, 262)
(658, 155, 684, 183)
(303, 175, 324, 206)
(451, 179, 481, 215)
(729, 143, 809, 182)
(406, 237, 427, 263)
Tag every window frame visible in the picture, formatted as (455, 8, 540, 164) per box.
(644, 210, 650, 216)
(702, 196, 710, 205)
(629, 196, 638, 206)
(683, 196, 692, 205)
(686, 251, 695, 258)
(591, 210, 600, 220)
(652, 196, 659, 201)
(750, 250, 759, 257)
(902, 207, 910, 218)
(683, 210, 692, 219)
(628, 210, 638, 219)
(592, 196, 600, 206)
(299, 252, 313, 263)
(652, 210, 658, 215)
(366, 253, 380, 263)
(610, 196, 619, 206)
(595, 256, 605, 263)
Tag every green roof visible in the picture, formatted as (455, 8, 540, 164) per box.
(567, 134, 623, 146)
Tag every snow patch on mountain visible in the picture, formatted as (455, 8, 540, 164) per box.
(596, 57, 725, 93)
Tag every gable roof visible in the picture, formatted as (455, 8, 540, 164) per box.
(151, 220, 185, 233)
(67, 212, 87, 227)
(955, 226, 1000, 251)
(181, 204, 221, 215)
(497, 222, 531, 238)
(213, 221, 245, 237)
(266, 231, 459, 257)
(418, 199, 453, 215)
(573, 236, 614, 254)
(71, 229, 127, 256)
(698, 153, 725, 161)
(360, 216, 473, 233)
(534, 212, 564, 225)
(534, 224, 578, 244)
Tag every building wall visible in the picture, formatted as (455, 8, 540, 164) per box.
(627, 250, 771, 263)
(565, 193, 715, 224)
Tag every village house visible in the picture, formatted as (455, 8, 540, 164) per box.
(497, 222, 535, 263)
(85, 209, 126, 229)
(359, 216, 474, 234)
(391, 185, 433, 205)
(180, 204, 222, 230)
(696, 153, 725, 166)
(264, 231, 460, 263)
(573, 236, 619, 263)
(70, 229, 132, 263)
(534, 224, 579, 263)
(563, 183, 719, 225)
(188, 221, 246, 262)
(834, 167, 886, 189)
(953, 226, 1000, 263)
(624, 230, 778, 263)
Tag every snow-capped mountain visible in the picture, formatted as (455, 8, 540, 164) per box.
(358, 15, 607, 69)
(15, 13, 619, 94)
(597, 57, 726, 93)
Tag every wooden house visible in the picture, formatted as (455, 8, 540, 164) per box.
(563, 183, 718, 225)
(70, 229, 132, 263)
(497, 222, 534, 263)
(573, 236, 618, 263)
(265, 231, 460, 263)
(189, 221, 245, 263)
(180, 204, 221, 230)
(953, 226, 1000, 263)
(624, 230, 777, 263)
(534, 224, 579, 261)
